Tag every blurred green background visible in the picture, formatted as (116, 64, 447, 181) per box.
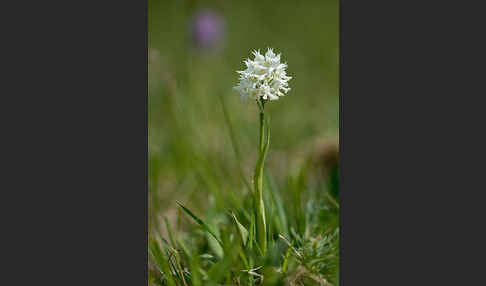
(149, 0, 338, 235)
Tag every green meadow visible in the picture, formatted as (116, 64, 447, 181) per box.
(149, 0, 339, 284)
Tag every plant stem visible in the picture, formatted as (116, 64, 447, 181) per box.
(255, 99, 267, 255)
(259, 111, 265, 152)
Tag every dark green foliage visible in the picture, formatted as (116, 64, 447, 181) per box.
(149, 162, 339, 285)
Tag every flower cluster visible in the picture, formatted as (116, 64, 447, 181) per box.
(233, 48, 291, 101)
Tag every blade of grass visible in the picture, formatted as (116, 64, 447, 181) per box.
(282, 239, 295, 274)
(177, 202, 223, 247)
(149, 239, 176, 286)
(173, 251, 188, 286)
(190, 250, 202, 286)
(177, 237, 190, 258)
(267, 196, 274, 249)
(200, 253, 218, 264)
(165, 250, 184, 285)
(265, 171, 289, 237)
(164, 216, 177, 248)
(219, 94, 252, 192)
(224, 188, 245, 214)
(248, 212, 255, 251)
(279, 234, 303, 260)
(164, 216, 188, 286)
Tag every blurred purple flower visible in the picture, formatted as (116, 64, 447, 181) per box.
(189, 10, 225, 51)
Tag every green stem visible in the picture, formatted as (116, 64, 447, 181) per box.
(254, 99, 267, 255)
(258, 98, 266, 152)
(259, 111, 265, 152)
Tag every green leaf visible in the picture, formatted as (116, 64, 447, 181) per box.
(231, 212, 249, 245)
(177, 202, 223, 247)
(282, 239, 295, 274)
(199, 253, 218, 264)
